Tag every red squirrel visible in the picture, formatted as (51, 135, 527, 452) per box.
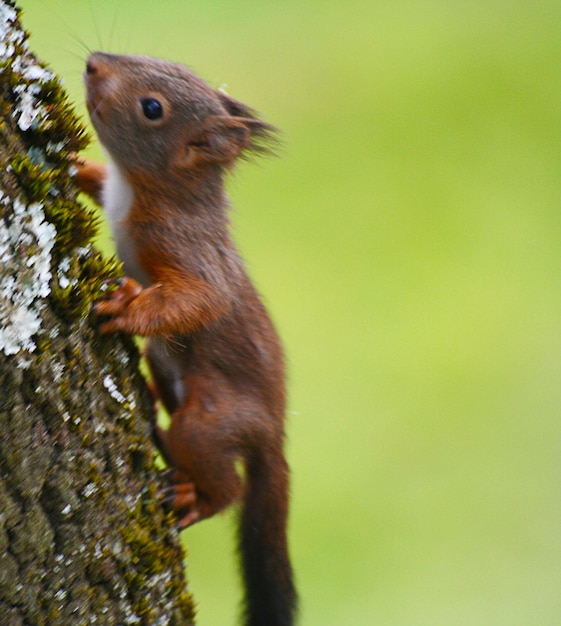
(75, 52, 297, 626)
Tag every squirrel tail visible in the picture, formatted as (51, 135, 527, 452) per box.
(239, 445, 297, 626)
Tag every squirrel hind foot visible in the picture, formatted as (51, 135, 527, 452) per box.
(159, 470, 201, 529)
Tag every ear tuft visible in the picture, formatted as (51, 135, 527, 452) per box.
(182, 111, 279, 169)
(216, 90, 280, 158)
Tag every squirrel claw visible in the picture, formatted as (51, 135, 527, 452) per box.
(159, 467, 176, 482)
(158, 483, 181, 500)
(159, 471, 199, 528)
(101, 277, 126, 289)
(94, 276, 143, 318)
(168, 481, 198, 509)
(177, 509, 201, 530)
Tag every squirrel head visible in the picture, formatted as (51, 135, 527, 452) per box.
(84, 52, 276, 179)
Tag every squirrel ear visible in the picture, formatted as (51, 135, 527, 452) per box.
(178, 112, 277, 169)
(181, 116, 252, 168)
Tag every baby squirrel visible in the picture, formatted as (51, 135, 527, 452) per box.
(75, 52, 297, 626)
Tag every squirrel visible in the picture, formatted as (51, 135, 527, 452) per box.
(74, 52, 297, 626)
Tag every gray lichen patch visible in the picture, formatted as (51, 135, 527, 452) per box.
(0, 3, 23, 60)
(0, 1, 73, 359)
(0, 192, 56, 355)
(1, 3, 55, 131)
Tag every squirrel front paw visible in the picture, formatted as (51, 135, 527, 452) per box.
(94, 276, 143, 333)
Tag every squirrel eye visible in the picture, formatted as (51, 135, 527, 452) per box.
(140, 97, 164, 121)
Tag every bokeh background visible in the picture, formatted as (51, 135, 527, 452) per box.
(21, 1, 561, 624)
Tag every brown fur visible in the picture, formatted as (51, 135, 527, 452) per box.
(76, 52, 296, 626)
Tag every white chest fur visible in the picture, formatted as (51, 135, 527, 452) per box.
(103, 157, 150, 287)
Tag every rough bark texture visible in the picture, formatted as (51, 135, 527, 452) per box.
(0, 2, 194, 624)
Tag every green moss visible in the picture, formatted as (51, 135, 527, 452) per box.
(9, 153, 52, 198)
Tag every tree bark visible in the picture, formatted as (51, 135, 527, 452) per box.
(0, 2, 194, 624)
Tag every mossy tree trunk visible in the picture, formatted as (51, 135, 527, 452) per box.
(0, 2, 194, 624)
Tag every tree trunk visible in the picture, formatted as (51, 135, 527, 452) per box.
(0, 2, 194, 624)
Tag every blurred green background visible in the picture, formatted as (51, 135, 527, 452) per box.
(21, 1, 561, 624)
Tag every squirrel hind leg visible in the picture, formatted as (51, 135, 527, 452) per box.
(156, 405, 245, 527)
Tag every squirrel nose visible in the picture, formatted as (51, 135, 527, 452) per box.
(85, 52, 110, 76)
(85, 58, 98, 76)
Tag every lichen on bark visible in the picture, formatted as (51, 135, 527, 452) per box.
(0, 2, 194, 624)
